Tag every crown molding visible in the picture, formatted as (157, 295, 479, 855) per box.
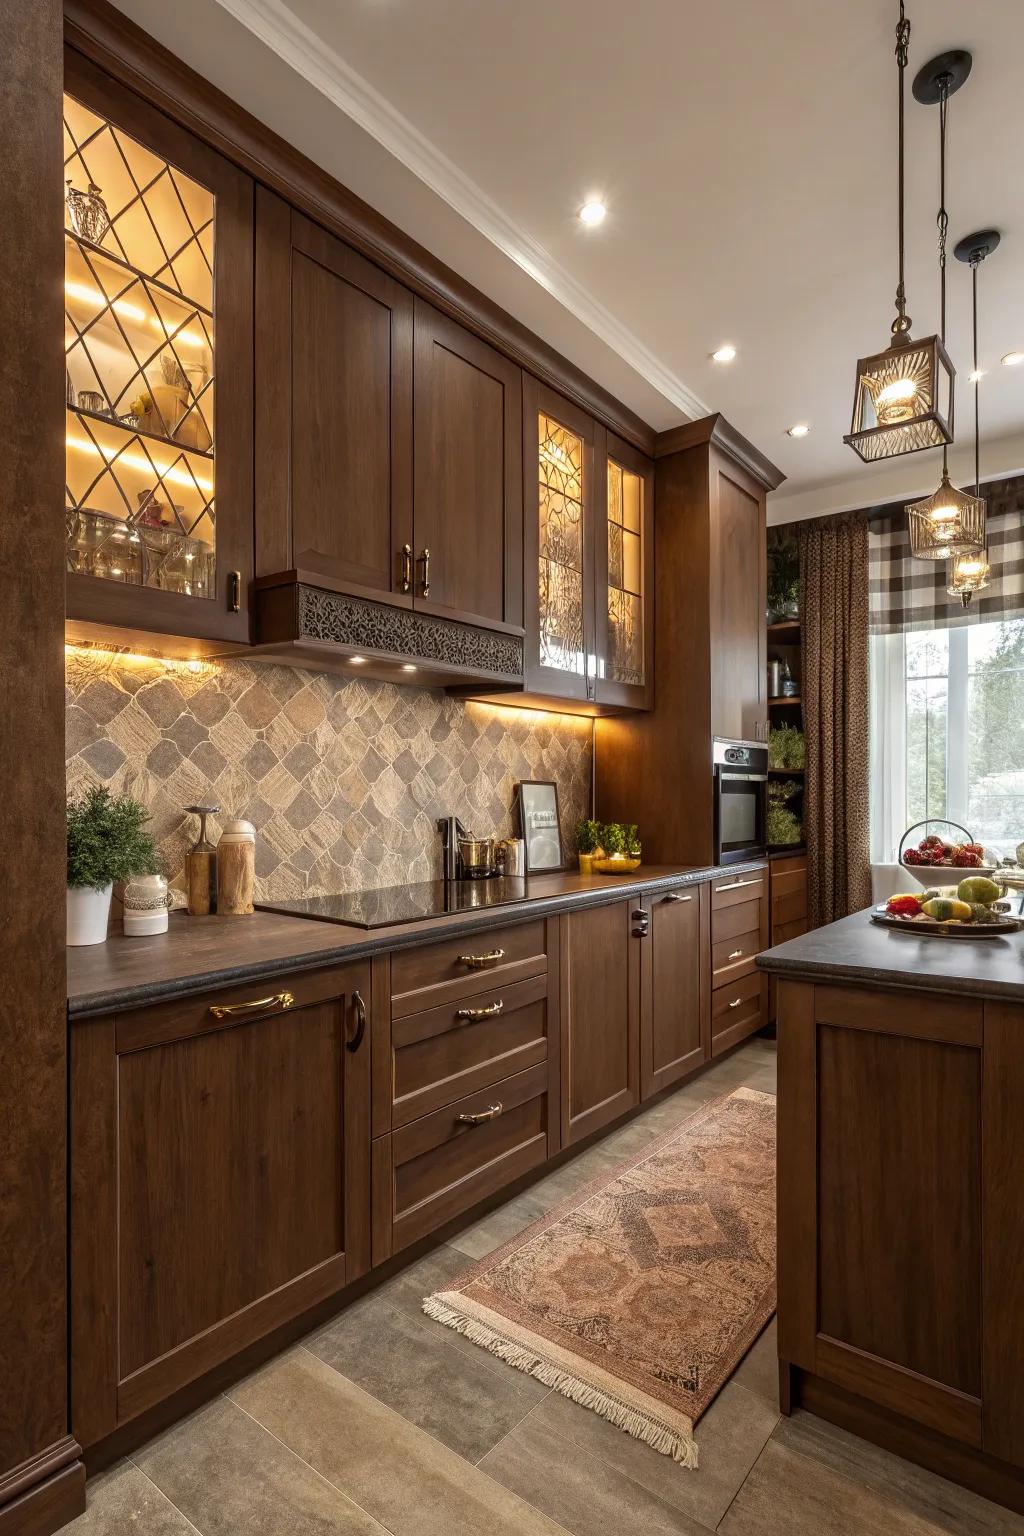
(211, 0, 709, 423)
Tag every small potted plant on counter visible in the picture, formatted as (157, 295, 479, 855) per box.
(66, 785, 159, 946)
(575, 818, 603, 875)
(593, 822, 642, 875)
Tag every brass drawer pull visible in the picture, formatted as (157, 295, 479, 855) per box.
(715, 877, 761, 893)
(457, 948, 505, 968)
(456, 999, 504, 1021)
(728, 949, 744, 960)
(728, 997, 743, 1009)
(210, 990, 294, 1019)
(457, 1102, 503, 1125)
(398, 543, 413, 593)
(665, 892, 692, 903)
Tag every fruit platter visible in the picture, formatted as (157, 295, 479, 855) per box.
(897, 819, 998, 886)
(872, 876, 1022, 938)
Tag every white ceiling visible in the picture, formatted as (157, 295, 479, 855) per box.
(113, 0, 1024, 519)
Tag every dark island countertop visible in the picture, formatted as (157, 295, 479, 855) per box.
(68, 860, 765, 1019)
(758, 905, 1024, 1001)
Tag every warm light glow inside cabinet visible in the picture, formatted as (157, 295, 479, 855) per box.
(596, 435, 653, 710)
(63, 52, 252, 649)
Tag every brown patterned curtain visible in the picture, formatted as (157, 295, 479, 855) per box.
(797, 512, 872, 925)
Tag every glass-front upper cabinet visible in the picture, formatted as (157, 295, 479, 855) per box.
(596, 435, 653, 709)
(63, 55, 252, 648)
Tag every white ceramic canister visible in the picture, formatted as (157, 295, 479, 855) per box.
(123, 873, 172, 936)
(67, 882, 113, 946)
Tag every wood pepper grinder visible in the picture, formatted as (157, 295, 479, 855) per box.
(185, 803, 220, 916)
(217, 819, 256, 915)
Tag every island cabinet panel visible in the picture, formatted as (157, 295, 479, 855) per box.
(255, 191, 413, 598)
(560, 899, 640, 1144)
(777, 981, 985, 1451)
(413, 300, 523, 630)
(70, 963, 370, 1449)
(981, 1001, 1024, 1468)
(639, 884, 709, 1097)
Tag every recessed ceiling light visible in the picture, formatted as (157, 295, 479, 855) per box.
(787, 423, 810, 438)
(1001, 351, 1024, 367)
(350, 655, 366, 665)
(711, 344, 737, 363)
(578, 198, 606, 227)
(969, 369, 985, 383)
(401, 663, 417, 673)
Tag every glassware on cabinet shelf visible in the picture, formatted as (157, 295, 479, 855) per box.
(537, 413, 585, 675)
(605, 459, 644, 686)
(63, 89, 217, 596)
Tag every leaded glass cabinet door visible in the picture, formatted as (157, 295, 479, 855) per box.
(523, 376, 599, 703)
(595, 434, 654, 710)
(63, 51, 252, 648)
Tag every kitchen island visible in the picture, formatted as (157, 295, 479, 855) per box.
(759, 909, 1024, 1516)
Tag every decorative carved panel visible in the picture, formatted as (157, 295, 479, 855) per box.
(296, 586, 524, 679)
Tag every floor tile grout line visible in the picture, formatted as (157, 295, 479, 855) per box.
(124, 1457, 209, 1536)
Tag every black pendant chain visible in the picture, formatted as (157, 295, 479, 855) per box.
(893, 0, 912, 339)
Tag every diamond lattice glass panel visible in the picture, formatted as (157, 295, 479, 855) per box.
(538, 415, 585, 674)
(64, 91, 216, 596)
(605, 461, 644, 685)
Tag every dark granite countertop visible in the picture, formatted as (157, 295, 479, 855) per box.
(758, 906, 1024, 1000)
(68, 860, 765, 1019)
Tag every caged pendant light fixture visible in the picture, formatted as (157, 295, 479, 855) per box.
(906, 49, 984, 559)
(945, 230, 1000, 605)
(844, 5, 960, 464)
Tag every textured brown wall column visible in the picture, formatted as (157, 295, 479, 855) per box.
(0, 1, 85, 1529)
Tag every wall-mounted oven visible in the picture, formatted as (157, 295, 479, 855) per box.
(713, 738, 768, 865)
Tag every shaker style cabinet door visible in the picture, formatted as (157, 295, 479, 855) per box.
(708, 451, 768, 743)
(254, 190, 414, 600)
(560, 899, 640, 1144)
(412, 300, 523, 630)
(64, 48, 254, 646)
(595, 433, 654, 711)
(639, 883, 709, 1098)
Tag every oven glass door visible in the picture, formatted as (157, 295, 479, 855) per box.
(717, 770, 766, 861)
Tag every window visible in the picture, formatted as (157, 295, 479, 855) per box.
(871, 619, 1024, 863)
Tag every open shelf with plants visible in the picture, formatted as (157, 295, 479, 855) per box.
(766, 525, 805, 856)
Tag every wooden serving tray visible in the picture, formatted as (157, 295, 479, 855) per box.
(871, 906, 1024, 939)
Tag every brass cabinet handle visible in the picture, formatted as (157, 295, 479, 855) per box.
(665, 892, 692, 903)
(728, 997, 743, 1009)
(346, 989, 367, 1052)
(398, 543, 413, 593)
(228, 570, 241, 613)
(457, 948, 505, 968)
(715, 877, 761, 893)
(728, 949, 744, 960)
(455, 999, 504, 1021)
(210, 990, 294, 1019)
(419, 547, 431, 598)
(457, 1102, 503, 1125)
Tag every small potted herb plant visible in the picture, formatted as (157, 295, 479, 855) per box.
(575, 818, 603, 875)
(593, 822, 642, 874)
(66, 786, 159, 946)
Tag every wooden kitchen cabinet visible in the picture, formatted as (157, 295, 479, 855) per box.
(560, 899, 640, 1143)
(638, 883, 710, 1097)
(70, 962, 370, 1449)
(413, 300, 523, 630)
(254, 191, 413, 600)
(63, 49, 254, 651)
(595, 433, 654, 710)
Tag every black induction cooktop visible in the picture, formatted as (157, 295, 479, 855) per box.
(258, 877, 530, 930)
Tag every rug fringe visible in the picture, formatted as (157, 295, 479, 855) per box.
(422, 1295, 699, 1468)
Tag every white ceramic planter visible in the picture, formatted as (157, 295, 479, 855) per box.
(67, 883, 113, 946)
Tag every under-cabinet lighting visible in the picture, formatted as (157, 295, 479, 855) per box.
(349, 655, 367, 665)
(64, 642, 214, 675)
(400, 663, 417, 672)
(66, 435, 213, 494)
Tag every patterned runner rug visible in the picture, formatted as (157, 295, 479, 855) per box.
(423, 1085, 776, 1468)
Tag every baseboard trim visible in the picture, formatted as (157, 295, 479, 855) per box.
(0, 1443, 85, 1536)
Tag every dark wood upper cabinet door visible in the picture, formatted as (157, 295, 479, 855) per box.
(560, 899, 639, 1145)
(709, 453, 767, 742)
(413, 300, 523, 630)
(523, 376, 601, 703)
(595, 433, 654, 711)
(64, 49, 253, 648)
(255, 192, 413, 600)
(640, 883, 709, 1099)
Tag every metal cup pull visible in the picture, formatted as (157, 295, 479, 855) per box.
(457, 1102, 503, 1126)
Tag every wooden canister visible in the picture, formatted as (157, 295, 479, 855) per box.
(217, 819, 255, 915)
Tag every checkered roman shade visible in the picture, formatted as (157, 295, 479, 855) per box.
(869, 476, 1024, 633)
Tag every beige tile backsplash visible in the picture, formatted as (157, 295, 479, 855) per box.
(65, 649, 592, 900)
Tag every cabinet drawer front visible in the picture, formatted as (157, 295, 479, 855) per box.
(773, 887, 808, 929)
(391, 920, 547, 1017)
(115, 964, 354, 1053)
(713, 896, 765, 945)
(388, 1062, 551, 1251)
(711, 871, 767, 911)
(393, 973, 549, 1127)
(712, 970, 765, 1046)
(712, 928, 761, 982)
(771, 865, 807, 902)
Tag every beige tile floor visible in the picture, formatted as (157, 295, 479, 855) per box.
(67, 1036, 1024, 1535)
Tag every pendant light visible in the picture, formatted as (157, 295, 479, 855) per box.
(946, 230, 1000, 605)
(906, 51, 983, 559)
(844, 7, 959, 464)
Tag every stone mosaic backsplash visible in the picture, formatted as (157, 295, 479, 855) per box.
(65, 649, 592, 900)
